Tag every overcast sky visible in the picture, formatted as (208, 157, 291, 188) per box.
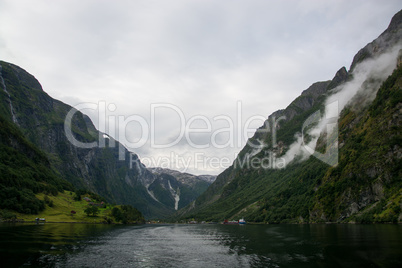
(0, 0, 401, 175)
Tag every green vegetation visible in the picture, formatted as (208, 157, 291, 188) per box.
(352, 191, 402, 223)
(84, 206, 99, 217)
(111, 205, 145, 224)
(0, 190, 145, 224)
(311, 65, 402, 222)
(0, 210, 17, 220)
(182, 157, 328, 223)
(0, 114, 72, 214)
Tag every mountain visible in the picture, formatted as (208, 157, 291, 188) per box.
(0, 61, 211, 219)
(148, 168, 215, 211)
(178, 10, 402, 223)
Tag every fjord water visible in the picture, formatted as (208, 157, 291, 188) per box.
(1, 223, 401, 267)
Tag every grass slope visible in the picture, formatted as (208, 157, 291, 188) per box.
(5, 191, 110, 223)
(2, 190, 144, 224)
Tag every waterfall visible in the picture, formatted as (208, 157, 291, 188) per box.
(168, 180, 180, 211)
(0, 64, 18, 124)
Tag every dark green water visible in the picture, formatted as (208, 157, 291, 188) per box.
(0, 223, 401, 267)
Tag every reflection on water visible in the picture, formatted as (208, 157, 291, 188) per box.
(0, 223, 401, 267)
(0, 223, 120, 267)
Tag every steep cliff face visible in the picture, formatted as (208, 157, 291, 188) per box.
(179, 10, 402, 223)
(0, 61, 209, 219)
(310, 65, 402, 223)
(0, 113, 71, 215)
(148, 168, 215, 211)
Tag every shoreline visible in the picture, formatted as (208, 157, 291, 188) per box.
(2, 220, 400, 225)
(0, 219, 145, 225)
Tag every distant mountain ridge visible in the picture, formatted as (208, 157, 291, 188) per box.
(178, 10, 402, 223)
(148, 168, 215, 211)
(149, 168, 216, 184)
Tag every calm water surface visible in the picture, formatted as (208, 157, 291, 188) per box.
(0, 223, 401, 267)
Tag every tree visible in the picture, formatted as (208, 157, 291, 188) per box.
(74, 193, 82, 201)
(111, 207, 123, 221)
(110, 205, 144, 223)
(84, 205, 99, 217)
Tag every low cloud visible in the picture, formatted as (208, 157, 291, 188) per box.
(282, 44, 401, 167)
